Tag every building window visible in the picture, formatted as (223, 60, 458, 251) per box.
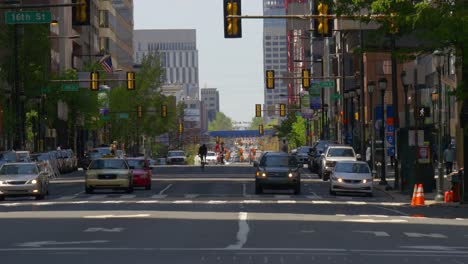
(272, 42, 279, 45)
(265, 36, 272, 40)
(265, 42, 271, 46)
(266, 54, 272, 58)
(266, 60, 272, 64)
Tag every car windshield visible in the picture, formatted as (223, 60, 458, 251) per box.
(168, 151, 184, 157)
(327, 148, 355, 157)
(89, 159, 128, 170)
(127, 159, 146, 169)
(298, 147, 310, 153)
(335, 163, 370, 174)
(262, 156, 297, 167)
(0, 164, 38, 175)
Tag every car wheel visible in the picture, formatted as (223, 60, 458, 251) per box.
(255, 183, 262, 194)
(322, 173, 329, 181)
(85, 186, 94, 194)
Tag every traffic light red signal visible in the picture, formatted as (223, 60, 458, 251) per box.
(223, 0, 242, 38)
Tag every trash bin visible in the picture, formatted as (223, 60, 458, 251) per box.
(451, 171, 461, 202)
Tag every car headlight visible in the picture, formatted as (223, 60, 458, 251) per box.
(363, 178, 372, 184)
(0, 181, 4, 185)
(27, 179, 38, 184)
(337, 178, 343, 183)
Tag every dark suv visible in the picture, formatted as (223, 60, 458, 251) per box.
(307, 140, 337, 174)
(254, 152, 302, 194)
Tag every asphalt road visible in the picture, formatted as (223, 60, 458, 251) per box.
(1, 164, 468, 264)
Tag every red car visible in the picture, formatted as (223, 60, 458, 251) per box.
(126, 158, 152, 190)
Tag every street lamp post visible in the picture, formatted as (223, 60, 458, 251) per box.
(356, 87, 362, 154)
(349, 90, 355, 148)
(378, 77, 388, 186)
(401, 71, 410, 128)
(367, 81, 375, 174)
(433, 50, 445, 201)
(432, 90, 439, 125)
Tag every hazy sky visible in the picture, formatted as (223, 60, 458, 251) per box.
(134, 0, 264, 123)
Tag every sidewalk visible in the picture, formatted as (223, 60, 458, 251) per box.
(374, 165, 468, 207)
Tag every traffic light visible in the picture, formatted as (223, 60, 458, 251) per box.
(216, 136, 220, 143)
(90, 71, 99, 91)
(279, 104, 286, 117)
(223, 0, 242, 38)
(72, 0, 90, 26)
(161, 105, 167, 118)
(258, 124, 264, 136)
(126, 71, 135, 91)
(255, 104, 262, 117)
(313, 2, 333, 38)
(389, 12, 399, 34)
(266, 70, 275, 89)
(302, 69, 311, 89)
(137, 105, 143, 119)
(179, 122, 184, 134)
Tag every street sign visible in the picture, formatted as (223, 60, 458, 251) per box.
(386, 135, 395, 145)
(61, 83, 79, 92)
(117, 113, 129, 119)
(319, 81, 335, 88)
(332, 93, 342, 100)
(5, 11, 52, 24)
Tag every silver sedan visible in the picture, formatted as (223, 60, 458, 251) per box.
(0, 163, 50, 200)
(329, 161, 373, 197)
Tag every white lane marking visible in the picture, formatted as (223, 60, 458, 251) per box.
(33, 202, 56, 206)
(242, 200, 261, 204)
(404, 233, 448, 238)
(242, 183, 247, 196)
(0, 203, 22, 207)
(17, 240, 109, 248)
(184, 194, 199, 199)
(120, 195, 136, 199)
(359, 215, 389, 218)
(312, 200, 331, 204)
(226, 212, 249, 249)
(455, 218, 464, 221)
(172, 200, 193, 204)
(208, 200, 227, 204)
(353, 231, 390, 237)
(379, 202, 405, 206)
(84, 227, 124, 233)
(345, 219, 408, 223)
(336, 214, 346, 217)
(401, 246, 468, 251)
(101, 201, 124, 204)
(83, 214, 150, 219)
(71, 201, 89, 204)
(150, 194, 167, 199)
(346, 201, 367, 205)
(158, 184, 173, 195)
(277, 200, 296, 204)
(136, 200, 160, 204)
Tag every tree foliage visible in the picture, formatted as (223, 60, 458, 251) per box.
(249, 117, 263, 130)
(208, 112, 233, 131)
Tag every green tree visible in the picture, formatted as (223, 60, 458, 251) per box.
(289, 116, 306, 149)
(208, 112, 233, 131)
(249, 117, 263, 130)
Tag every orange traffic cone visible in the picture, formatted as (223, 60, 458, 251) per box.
(411, 184, 425, 206)
(411, 184, 418, 205)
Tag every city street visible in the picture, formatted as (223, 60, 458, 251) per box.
(1, 165, 467, 263)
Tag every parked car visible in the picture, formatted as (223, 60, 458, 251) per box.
(85, 158, 133, 194)
(254, 152, 302, 194)
(307, 140, 336, 174)
(126, 158, 152, 190)
(205, 151, 217, 164)
(166, 150, 187, 165)
(320, 145, 361, 181)
(329, 161, 373, 197)
(294, 146, 312, 165)
(15, 151, 31, 162)
(0, 151, 17, 167)
(0, 162, 50, 200)
(31, 152, 60, 178)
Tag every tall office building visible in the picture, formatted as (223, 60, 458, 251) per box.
(263, 0, 288, 120)
(201, 88, 220, 123)
(133, 29, 199, 100)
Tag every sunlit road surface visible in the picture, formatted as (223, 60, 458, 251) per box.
(1, 164, 468, 264)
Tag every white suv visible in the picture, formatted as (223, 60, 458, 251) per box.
(320, 145, 360, 181)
